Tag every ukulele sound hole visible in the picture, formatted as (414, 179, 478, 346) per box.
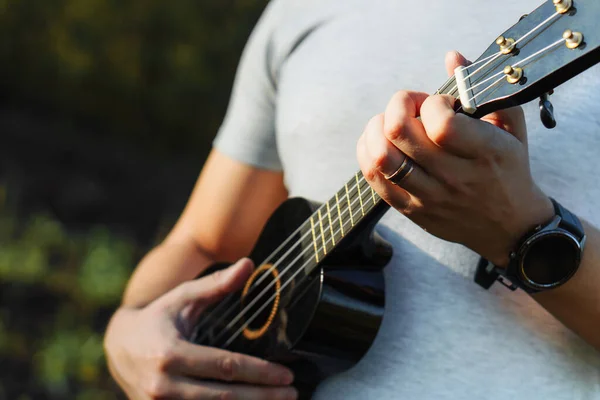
(241, 263, 282, 340)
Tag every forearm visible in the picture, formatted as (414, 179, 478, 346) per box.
(533, 220, 600, 350)
(122, 238, 214, 308)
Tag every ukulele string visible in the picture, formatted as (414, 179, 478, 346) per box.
(444, 52, 504, 96)
(200, 20, 545, 342)
(201, 68, 465, 345)
(192, 193, 338, 336)
(465, 36, 567, 104)
(192, 173, 373, 336)
(216, 9, 571, 345)
(220, 31, 552, 343)
(193, 175, 375, 341)
(230, 73, 463, 317)
(210, 6, 577, 350)
(219, 180, 379, 349)
(447, 10, 561, 96)
(203, 177, 375, 345)
(215, 66, 478, 348)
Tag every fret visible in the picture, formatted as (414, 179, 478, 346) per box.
(309, 215, 319, 262)
(254, 78, 458, 279)
(344, 182, 355, 227)
(356, 172, 365, 216)
(342, 201, 368, 240)
(275, 170, 388, 277)
(335, 192, 344, 236)
(326, 200, 335, 246)
(437, 76, 457, 96)
(317, 209, 327, 255)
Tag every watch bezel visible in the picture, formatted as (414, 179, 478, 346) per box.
(517, 228, 582, 291)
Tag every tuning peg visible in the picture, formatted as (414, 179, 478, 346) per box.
(539, 91, 556, 129)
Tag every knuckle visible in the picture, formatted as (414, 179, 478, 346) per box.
(390, 90, 411, 109)
(399, 197, 422, 218)
(217, 356, 238, 381)
(372, 146, 390, 173)
(428, 113, 456, 147)
(145, 375, 170, 399)
(154, 340, 179, 372)
(401, 202, 416, 217)
(384, 93, 411, 141)
(176, 280, 195, 298)
(363, 165, 379, 182)
(383, 117, 404, 143)
(210, 269, 229, 296)
(367, 113, 384, 128)
(437, 169, 460, 189)
(476, 148, 503, 168)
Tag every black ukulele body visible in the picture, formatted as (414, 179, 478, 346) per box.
(191, 197, 391, 396)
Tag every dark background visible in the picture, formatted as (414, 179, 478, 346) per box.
(0, 1, 268, 398)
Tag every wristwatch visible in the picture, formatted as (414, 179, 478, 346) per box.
(475, 198, 586, 293)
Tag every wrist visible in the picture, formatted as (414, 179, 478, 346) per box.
(475, 197, 586, 294)
(490, 188, 555, 268)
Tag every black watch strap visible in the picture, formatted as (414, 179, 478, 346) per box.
(550, 198, 584, 239)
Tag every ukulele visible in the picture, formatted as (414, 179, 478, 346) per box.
(191, 0, 600, 396)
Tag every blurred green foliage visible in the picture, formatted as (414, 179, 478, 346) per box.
(0, 184, 137, 398)
(0, 0, 267, 158)
(0, 0, 268, 398)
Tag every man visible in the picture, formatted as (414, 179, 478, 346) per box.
(104, 0, 600, 398)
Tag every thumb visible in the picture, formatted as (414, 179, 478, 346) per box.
(444, 50, 528, 147)
(162, 258, 254, 313)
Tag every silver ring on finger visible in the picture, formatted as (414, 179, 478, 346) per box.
(384, 156, 416, 186)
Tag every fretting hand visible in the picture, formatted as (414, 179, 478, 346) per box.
(357, 51, 555, 267)
(104, 258, 298, 400)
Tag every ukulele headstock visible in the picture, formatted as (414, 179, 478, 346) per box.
(454, 0, 599, 119)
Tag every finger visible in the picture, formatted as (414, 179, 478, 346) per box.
(382, 90, 456, 172)
(357, 120, 411, 209)
(172, 377, 298, 400)
(362, 113, 442, 197)
(420, 94, 519, 159)
(445, 50, 471, 77)
(172, 342, 294, 386)
(163, 258, 254, 311)
(445, 51, 527, 145)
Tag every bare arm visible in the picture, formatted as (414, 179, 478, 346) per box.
(534, 221, 600, 349)
(122, 149, 288, 307)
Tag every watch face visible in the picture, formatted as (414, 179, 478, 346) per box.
(520, 230, 581, 289)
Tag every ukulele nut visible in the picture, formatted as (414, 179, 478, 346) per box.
(563, 30, 583, 49)
(496, 36, 516, 54)
(503, 65, 523, 84)
(553, 0, 572, 14)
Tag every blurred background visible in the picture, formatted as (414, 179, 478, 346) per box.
(0, 0, 268, 398)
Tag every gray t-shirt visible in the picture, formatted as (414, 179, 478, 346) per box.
(214, 0, 600, 398)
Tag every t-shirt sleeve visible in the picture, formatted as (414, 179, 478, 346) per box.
(212, 0, 282, 171)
